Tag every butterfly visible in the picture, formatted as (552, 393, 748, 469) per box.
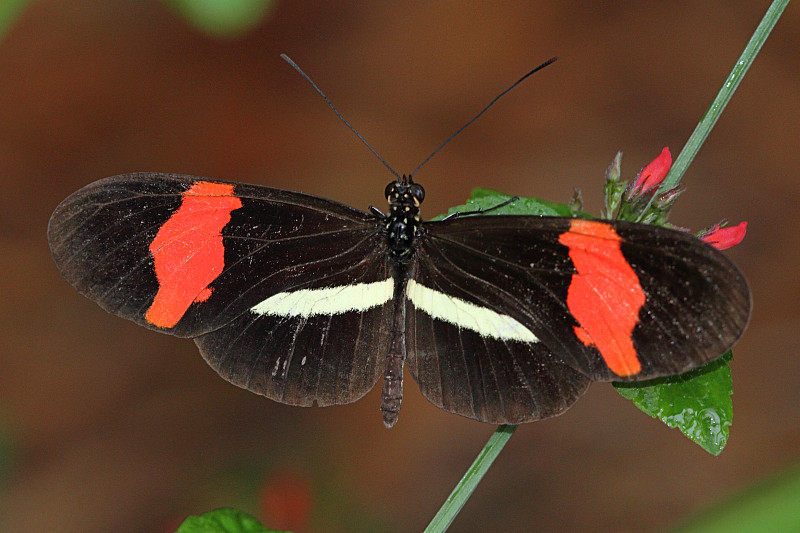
(47, 57, 750, 427)
(47, 171, 750, 427)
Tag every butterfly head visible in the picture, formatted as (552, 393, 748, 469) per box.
(385, 175, 425, 208)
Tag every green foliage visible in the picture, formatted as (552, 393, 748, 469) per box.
(0, 0, 29, 39)
(175, 508, 286, 533)
(432, 187, 573, 220)
(672, 462, 800, 533)
(163, 0, 276, 38)
(659, 0, 790, 193)
(614, 352, 733, 456)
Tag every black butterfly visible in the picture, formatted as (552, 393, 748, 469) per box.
(47, 171, 750, 427)
(47, 58, 750, 427)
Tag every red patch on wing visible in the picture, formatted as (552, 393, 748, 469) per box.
(558, 219, 645, 376)
(144, 181, 242, 328)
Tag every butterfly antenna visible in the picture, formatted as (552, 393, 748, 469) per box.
(410, 57, 558, 178)
(281, 54, 401, 180)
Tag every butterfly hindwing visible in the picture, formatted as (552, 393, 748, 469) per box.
(193, 247, 393, 406)
(406, 290, 591, 423)
(406, 216, 589, 422)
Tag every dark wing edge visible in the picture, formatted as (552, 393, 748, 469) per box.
(614, 220, 751, 378)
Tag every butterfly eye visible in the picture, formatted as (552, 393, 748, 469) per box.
(384, 182, 396, 199)
(409, 184, 425, 204)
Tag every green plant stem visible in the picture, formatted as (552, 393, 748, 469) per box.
(424, 425, 517, 533)
(659, 0, 790, 191)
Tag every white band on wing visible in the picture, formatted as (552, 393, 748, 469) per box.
(406, 279, 538, 343)
(250, 277, 538, 344)
(251, 278, 394, 317)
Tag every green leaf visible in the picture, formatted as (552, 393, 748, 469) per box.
(163, 0, 276, 38)
(175, 508, 287, 533)
(614, 352, 733, 456)
(432, 188, 573, 221)
(0, 0, 29, 40)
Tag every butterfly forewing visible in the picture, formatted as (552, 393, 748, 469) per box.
(48, 174, 380, 338)
(417, 215, 750, 386)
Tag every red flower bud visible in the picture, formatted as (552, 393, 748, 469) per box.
(633, 147, 672, 193)
(700, 221, 747, 250)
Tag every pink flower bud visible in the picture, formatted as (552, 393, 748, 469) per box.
(633, 147, 672, 193)
(701, 221, 748, 250)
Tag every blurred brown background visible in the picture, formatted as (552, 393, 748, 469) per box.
(0, 2, 798, 532)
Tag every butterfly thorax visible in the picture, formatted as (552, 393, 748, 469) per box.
(384, 175, 425, 261)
